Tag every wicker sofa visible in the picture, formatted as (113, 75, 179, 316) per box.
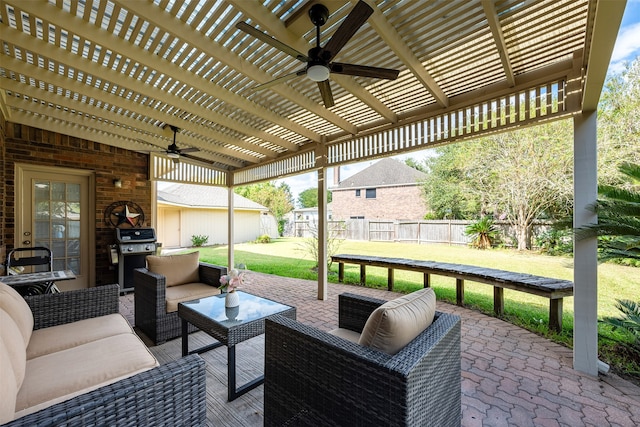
(0, 283, 205, 426)
(133, 251, 227, 344)
(264, 291, 462, 426)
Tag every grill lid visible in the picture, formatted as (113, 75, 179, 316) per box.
(116, 228, 156, 243)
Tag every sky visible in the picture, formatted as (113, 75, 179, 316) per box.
(278, 1, 640, 207)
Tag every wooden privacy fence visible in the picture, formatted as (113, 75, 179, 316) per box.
(290, 219, 552, 247)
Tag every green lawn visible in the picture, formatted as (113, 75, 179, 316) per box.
(185, 237, 639, 378)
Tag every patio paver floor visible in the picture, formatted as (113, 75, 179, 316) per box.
(119, 271, 640, 426)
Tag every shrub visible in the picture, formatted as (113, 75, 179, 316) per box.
(536, 228, 573, 255)
(191, 234, 209, 247)
(254, 234, 271, 244)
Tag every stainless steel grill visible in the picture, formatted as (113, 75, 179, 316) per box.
(115, 228, 157, 293)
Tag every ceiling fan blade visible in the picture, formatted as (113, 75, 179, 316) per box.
(330, 62, 399, 80)
(322, 1, 373, 62)
(236, 21, 309, 62)
(179, 147, 199, 154)
(317, 80, 334, 108)
(253, 69, 306, 91)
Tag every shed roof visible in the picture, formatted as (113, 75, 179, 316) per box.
(158, 184, 266, 210)
(335, 158, 427, 189)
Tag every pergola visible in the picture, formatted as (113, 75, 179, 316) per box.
(0, 0, 626, 376)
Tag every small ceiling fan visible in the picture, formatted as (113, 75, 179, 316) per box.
(236, 1, 400, 107)
(162, 125, 199, 162)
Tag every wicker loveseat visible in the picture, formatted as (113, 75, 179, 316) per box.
(0, 283, 205, 426)
(264, 291, 462, 426)
(133, 251, 227, 344)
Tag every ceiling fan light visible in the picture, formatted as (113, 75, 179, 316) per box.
(167, 152, 180, 159)
(307, 64, 330, 82)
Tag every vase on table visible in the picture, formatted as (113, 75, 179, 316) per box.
(225, 290, 239, 308)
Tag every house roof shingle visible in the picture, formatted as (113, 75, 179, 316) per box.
(335, 158, 427, 189)
(158, 184, 266, 210)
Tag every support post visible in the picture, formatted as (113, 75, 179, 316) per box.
(573, 111, 599, 375)
(227, 175, 234, 272)
(317, 146, 328, 300)
(387, 268, 394, 291)
(423, 273, 430, 288)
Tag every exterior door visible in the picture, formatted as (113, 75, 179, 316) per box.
(16, 164, 95, 290)
(160, 208, 181, 248)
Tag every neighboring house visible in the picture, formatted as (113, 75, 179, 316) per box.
(157, 184, 278, 248)
(331, 158, 428, 220)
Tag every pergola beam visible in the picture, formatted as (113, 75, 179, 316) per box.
(481, 0, 515, 87)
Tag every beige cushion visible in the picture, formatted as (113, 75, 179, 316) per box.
(27, 314, 134, 359)
(165, 282, 221, 312)
(328, 327, 362, 344)
(15, 333, 159, 419)
(146, 251, 200, 287)
(0, 309, 27, 389)
(0, 338, 18, 424)
(0, 282, 34, 346)
(358, 288, 436, 355)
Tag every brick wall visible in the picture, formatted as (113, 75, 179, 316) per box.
(0, 112, 5, 273)
(1, 122, 151, 285)
(331, 184, 426, 220)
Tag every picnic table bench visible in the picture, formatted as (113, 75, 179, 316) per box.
(331, 254, 574, 332)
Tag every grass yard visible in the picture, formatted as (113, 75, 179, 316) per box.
(186, 237, 639, 380)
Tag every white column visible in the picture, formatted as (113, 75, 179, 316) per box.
(317, 147, 328, 300)
(227, 182, 235, 271)
(573, 111, 599, 376)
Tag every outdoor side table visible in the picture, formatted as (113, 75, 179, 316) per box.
(178, 291, 296, 401)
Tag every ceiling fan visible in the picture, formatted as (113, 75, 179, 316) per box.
(162, 125, 199, 162)
(236, 1, 400, 107)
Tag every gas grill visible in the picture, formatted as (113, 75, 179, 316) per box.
(115, 227, 157, 293)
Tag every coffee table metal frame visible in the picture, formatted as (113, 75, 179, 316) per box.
(178, 291, 296, 401)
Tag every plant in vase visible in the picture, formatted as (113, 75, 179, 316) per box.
(220, 265, 246, 307)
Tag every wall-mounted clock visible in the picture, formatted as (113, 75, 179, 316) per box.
(104, 201, 145, 228)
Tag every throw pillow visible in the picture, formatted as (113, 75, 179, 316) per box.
(146, 251, 200, 287)
(358, 287, 436, 355)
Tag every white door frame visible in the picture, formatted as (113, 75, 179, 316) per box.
(15, 163, 96, 289)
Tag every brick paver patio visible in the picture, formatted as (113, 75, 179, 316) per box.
(119, 271, 640, 426)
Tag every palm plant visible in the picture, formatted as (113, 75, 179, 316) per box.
(601, 300, 640, 350)
(465, 216, 499, 249)
(576, 162, 640, 263)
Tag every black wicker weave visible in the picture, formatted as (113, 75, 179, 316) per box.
(7, 284, 206, 427)
(133, 262, 227, 344)
(264, 293, 462, 427)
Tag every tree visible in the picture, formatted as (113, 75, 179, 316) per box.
(421, 144, 480, 219)
(598, 57, 640, 185)
(421, 120, 574, 249)
(404, 157, 427, 173)
(466, 122, 574, 250)
(297, 187, 332, 208)
(235, 182, 294, 236)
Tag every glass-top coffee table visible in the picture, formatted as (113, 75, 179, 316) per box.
(178, 291, 296, 401)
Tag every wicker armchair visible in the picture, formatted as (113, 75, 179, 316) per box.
(133, 261, 227, 344)
(264, 293, 461, 427)
(5, 284, 206, 427)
